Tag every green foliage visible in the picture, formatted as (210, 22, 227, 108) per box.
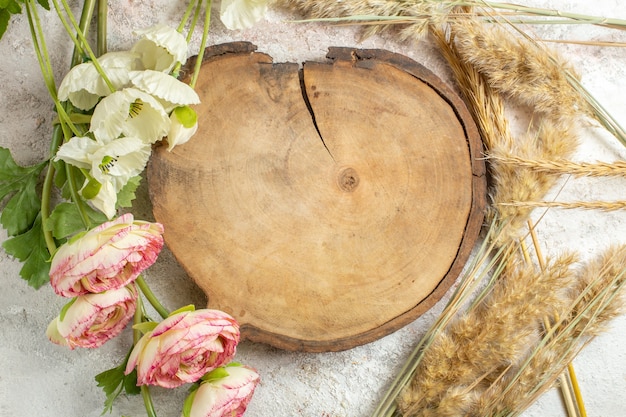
(0, 0, 50, 41)
(95, 359, 141, 415)
(116, 175, 142, 208)
(45, 202, 108, 240)
(0, 147, 51, 288)
(0, 147, 47, 235)
(2, 215, 51, 288)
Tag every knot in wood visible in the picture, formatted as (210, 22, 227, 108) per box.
(337, 167, 359, 192)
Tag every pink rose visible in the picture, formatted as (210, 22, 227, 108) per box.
(185, 365, 260, 417)
(50, 213, 164, 297)
(46, 285, 137, 349)
(125, 309, 240, 388)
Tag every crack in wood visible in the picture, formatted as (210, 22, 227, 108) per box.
(298, 66, 335, 161)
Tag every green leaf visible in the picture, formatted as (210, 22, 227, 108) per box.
(182, 387, 198, 417)
(201, 366, 229, 382)
(59, 297, 77, 321)
(123, 369, 140, 395)
(2, 215, 51, 288)
(131, 321, 158, 334)
(35, 0, 49, 11)
(45, 202, 108, 239)
(0, 10, 10, 42)
(116, 175, 142, 208)
(53, 159, 67, 190)
(95, 357, 140, 415)
(0, 147, 47, 236)
(1, 174, 41, 236)
(168, 304, 195, 317)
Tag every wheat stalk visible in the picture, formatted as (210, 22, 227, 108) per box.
(499, 200, 626, 211)
(487, 154, 626, 178)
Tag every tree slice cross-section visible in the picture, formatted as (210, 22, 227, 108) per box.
(148, 43, 486, 352)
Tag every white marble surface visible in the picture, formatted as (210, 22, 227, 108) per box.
(1, 1, 625, 416)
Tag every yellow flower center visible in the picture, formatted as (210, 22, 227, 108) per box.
(128, 98, 144, 118)
(99, 155, 118, 173)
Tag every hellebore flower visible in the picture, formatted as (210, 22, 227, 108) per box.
(183, 364, 260, 417)
(125, 309, 240, 388)
(166, 105, 198, 151)
(55, 135, 151, 217)
(131, 24, 188, 73)
(57, 51, 143, 110)
(129, 69, 200, 113)
(46, 285, 138, 349)
(90, 87, 170, 144)
(220, 0, 273, 30)
(49, 213, 164, 297)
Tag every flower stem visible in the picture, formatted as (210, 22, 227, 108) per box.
(65, 164, 92, 229)
(189, 0, 212, 89)
(53, 0, 115, 91)
(40, 126, 64, 255)
(97, 0, 107, 56)
(136, 275, 170, 319)
(133, 297, 158, 417)
(477, 1, 626, 29)
(71, 0, 96, 65)
(178, 0, 199, 33)
(141, 385, 158, 417)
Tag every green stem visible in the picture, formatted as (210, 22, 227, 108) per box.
(53, 0, 115, 91)
(71, 0, 97, 66)
(40, 125, 64, 255)
(133, 297, 158, 417)
(187, 0, 204, 43)
(178, 0, 199, 33)
(477, 1, 626, 29)
(66, 164, 92, 229)
(189, 0, 212, 89)
(136, 275, 170, 319)
(141, 385, 158, 417)
(97, 0, 107, 56)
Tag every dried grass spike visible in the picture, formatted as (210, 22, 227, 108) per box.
(276, 0, 453, 39)
(450, 18, 589, 121)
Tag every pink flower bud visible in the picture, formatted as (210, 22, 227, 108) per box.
(186, 365, 260, 417)
(50, 213, 164, 297)
(126, 309, 240, 388)
(46, 285, 137, 349)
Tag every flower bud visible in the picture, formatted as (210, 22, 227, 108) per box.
(125, 309, 240, 388)
(183, 364, 260, 417)
(46, 286, 137, 349)
(50, 213, 164, 297)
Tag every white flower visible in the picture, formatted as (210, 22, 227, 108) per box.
(55, 136, 151, 218)
(90, 87, 170, 144)
(167, 106, 198, 151)
(131, 24, 188, 73)
(58, 51, 142, 110)
(129, 70, 200, 113)
(220, 0, 272, 30)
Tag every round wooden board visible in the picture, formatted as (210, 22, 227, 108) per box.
(148, 43, 486, 352)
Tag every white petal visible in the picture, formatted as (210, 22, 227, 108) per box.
(85, 179, 118, 219)
(90, 88, 170, 143)
(90, 137, 151, 185)
(167, 107, 198, 151)
(131, 24, 188, 73)
(220, 0, 271, 30)
(54, 136, 101, 169)
(58, 52, 143, 110)
(58, 63, 111, 110)
(129, 70, 200, 112)
(97, 51, 144, 89)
